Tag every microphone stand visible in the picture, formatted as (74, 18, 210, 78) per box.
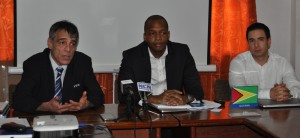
(116, 92, 134, 121)
(138, 91, 151, 121)
(139, 91, 153, 138)
(142, 92, 149, 112)
(117, 89, 140, 138)
(125, 93, 132, 120)
(118, 90, 141, 122)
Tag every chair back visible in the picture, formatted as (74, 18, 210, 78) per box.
(214, 79, 230, 101)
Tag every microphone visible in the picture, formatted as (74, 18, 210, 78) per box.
(137, 82, 152, 103)
(120, 80, 136, 121)
(137, 82, 152, 98)
(124, 85, 134, 95)
(120, 80, 134, 95)
(137, 82, 152, 113)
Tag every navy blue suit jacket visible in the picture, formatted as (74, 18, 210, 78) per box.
(118, 41, 204, 104)
(13, 48, 104, 113)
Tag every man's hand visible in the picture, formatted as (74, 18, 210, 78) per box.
(66, 91, 90, 111)
(148, 89, 189, 106)
(37, 97, 71, 113)
(270, 83, 291, 102)
(37, 91, 91, 113)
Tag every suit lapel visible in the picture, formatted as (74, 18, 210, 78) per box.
(44, 49, 55, 96)
(140, 42, 151, 82)
(62, 61, 74, 92)
(165, 42, 176, 89)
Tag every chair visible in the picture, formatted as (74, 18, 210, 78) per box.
(214, 79, 230, 101)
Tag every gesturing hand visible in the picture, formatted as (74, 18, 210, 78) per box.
(66, 91, 90, 111)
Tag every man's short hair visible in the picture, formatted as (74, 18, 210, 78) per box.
(144, 15, 169, 32)
(246, 22, 270, 39)
(49, 20, 79, 42)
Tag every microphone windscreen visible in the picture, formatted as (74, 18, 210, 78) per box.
(120, 80, 134, 94)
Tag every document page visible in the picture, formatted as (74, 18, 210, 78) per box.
(150, 100, 221, 110)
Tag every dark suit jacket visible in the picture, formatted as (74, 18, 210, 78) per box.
(13, 48, 104, 113)
(118, 41, 204, 103)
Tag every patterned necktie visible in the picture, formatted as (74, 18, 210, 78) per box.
(54, 67, 64, 103)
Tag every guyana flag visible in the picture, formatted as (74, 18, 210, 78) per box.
(231, 86, 258, 108)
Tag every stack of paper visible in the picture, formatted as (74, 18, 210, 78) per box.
(150, 100, 221, 111)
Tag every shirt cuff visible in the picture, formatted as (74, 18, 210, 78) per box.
(258, 89, 271, 99)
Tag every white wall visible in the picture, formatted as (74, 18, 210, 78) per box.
(256, 0, 299, 80)
(296, 0, 300, 80)
(14, 0, 213, 73)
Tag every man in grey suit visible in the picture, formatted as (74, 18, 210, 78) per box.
(13, 20, 104, 113)
(118, 15, 204, 106)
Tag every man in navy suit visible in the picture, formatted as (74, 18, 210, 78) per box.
(13, 20, 104, 113)
(118, 15, 204, 106)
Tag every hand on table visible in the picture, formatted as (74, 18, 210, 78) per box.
(270, 83, 291, 102)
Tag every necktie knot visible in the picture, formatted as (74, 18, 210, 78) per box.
(56, 67, 64, 75)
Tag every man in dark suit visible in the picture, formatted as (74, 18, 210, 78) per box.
(13, 20, 104, 113)
(118, 15, 204, 106)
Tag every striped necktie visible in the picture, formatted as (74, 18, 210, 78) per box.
(54, 67, 64, 103)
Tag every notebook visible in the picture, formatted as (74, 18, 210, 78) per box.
(147, 100, 220, 113)
(258, 98, 300, 108)
(147, 103, 191, 113)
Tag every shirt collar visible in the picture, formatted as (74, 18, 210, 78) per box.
(49, 52, 67, 71)
(249, 50, 274, 65)
(148, 46, 168, 59)
(267, 50, 274, 61)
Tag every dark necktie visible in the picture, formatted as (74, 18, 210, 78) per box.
(54, 67, 64, 103)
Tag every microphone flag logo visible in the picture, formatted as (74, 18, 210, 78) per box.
(137, 82, 152, 92)
(231, 86, 258, 108)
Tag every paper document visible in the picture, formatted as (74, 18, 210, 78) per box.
(202, 100, 222, 109)
(153, 104, 191, 109)
(150, 100, 221, 110)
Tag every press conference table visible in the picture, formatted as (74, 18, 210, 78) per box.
(11, 102, 300, 138)
(173, 102, 300, 138)
(11, 104, 179, 138)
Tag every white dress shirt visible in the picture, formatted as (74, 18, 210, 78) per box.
(229, 51, 300, 99)
(149, 47, 168, 96)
